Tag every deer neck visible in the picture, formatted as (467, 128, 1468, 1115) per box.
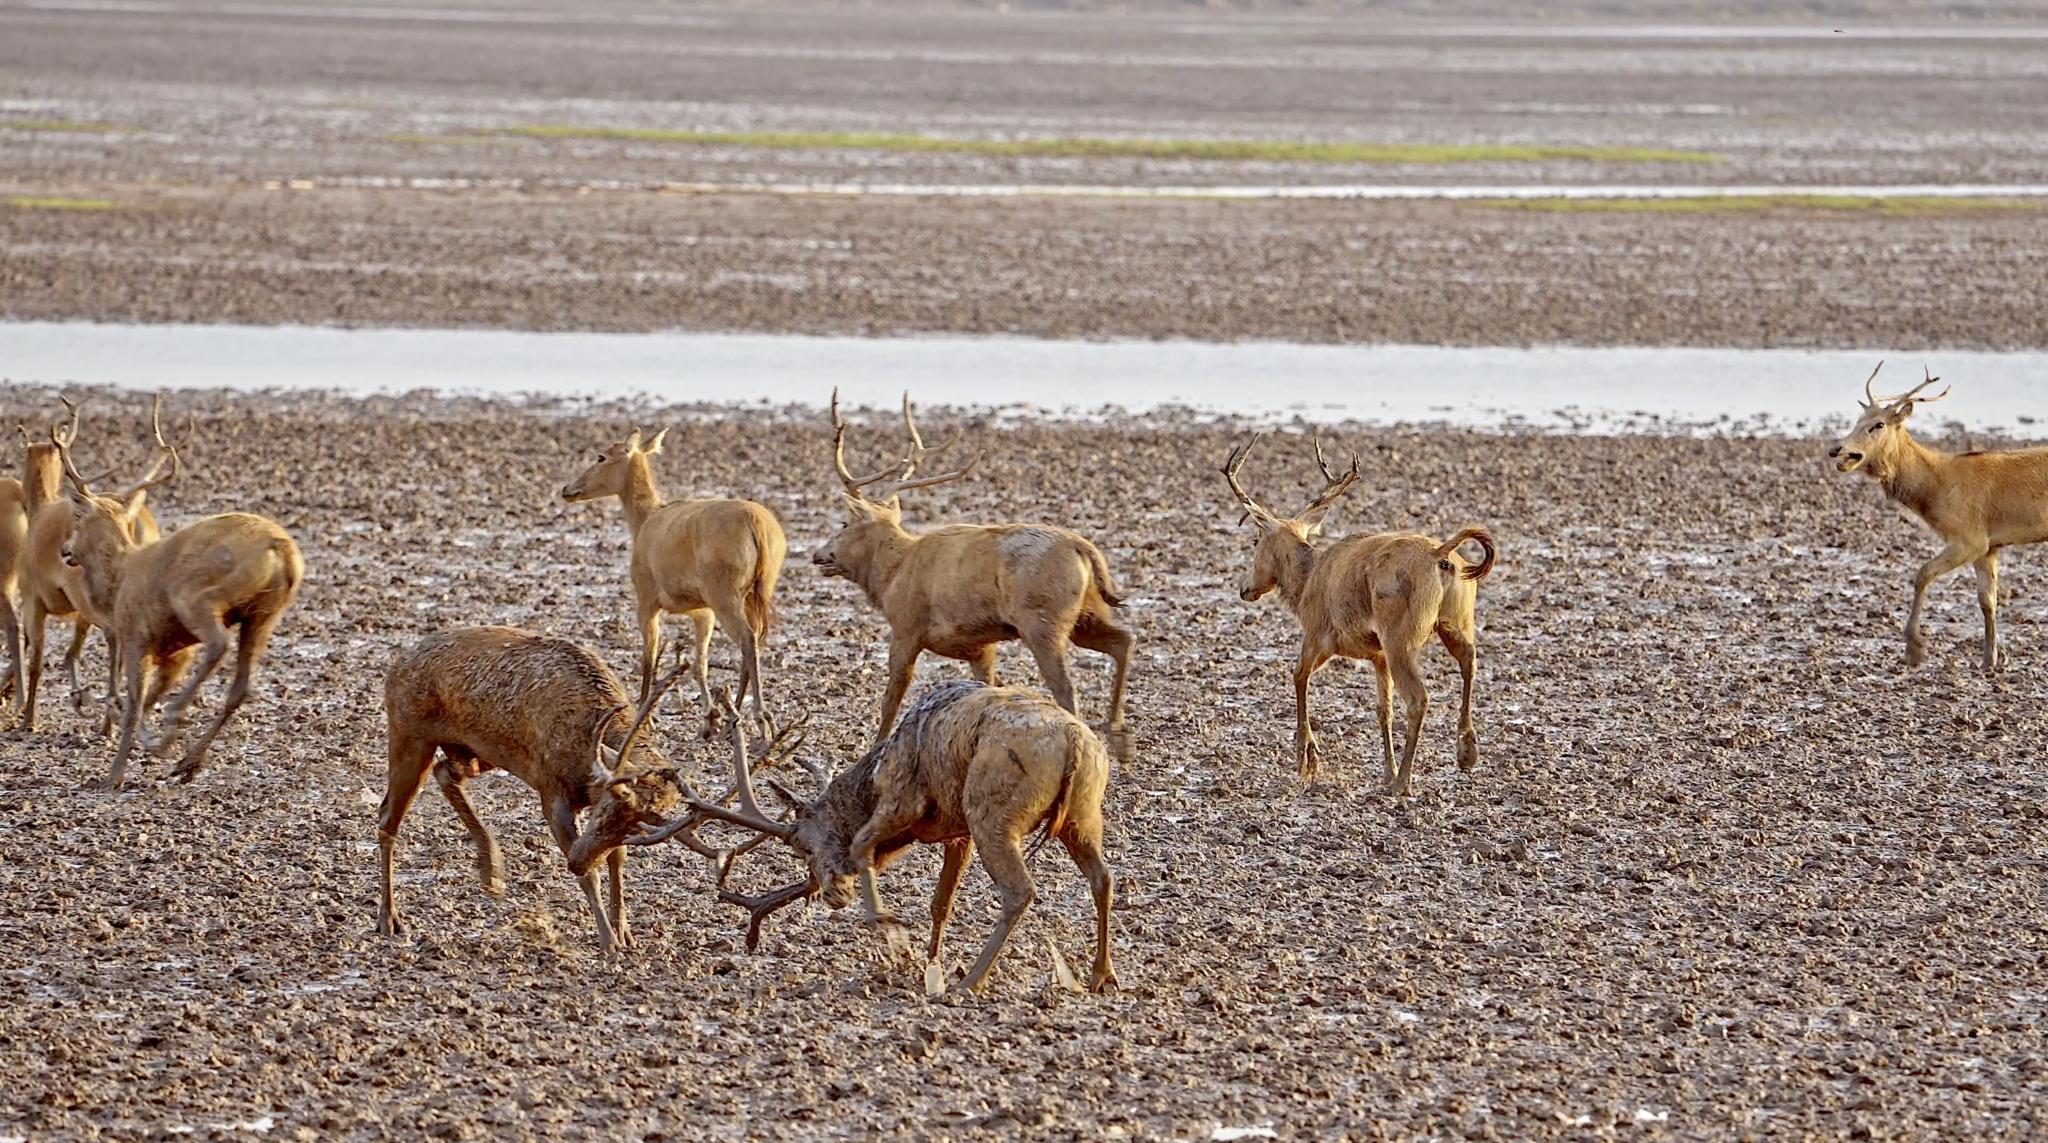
(618, 454, 665, 533)
(1874, 430, 1946, 521)
(851, 524, 915, 609)
(21, 453, 61, 514)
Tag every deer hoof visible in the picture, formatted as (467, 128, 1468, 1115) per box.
(1107, 726, 1133, 765)
(1296, 745, 1320, 783)
(1090, 969, 1119, 995)
(1905, 640, 1928, 667)
(1457, 735, 1480, 771)
(377, 913, 406, 938)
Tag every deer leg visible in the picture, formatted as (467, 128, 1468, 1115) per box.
(849, 818, 918, 958)
(60, 619, 87, 713)
(156, 606, 232, 762)
(173, 613, 281, 782)
(875, 638, 923, 743)
(1061, 814, 1118, 994)
(1072, 617, 1134, 764)
(715, 603, 771, 737)
(376, 736, 436, 937)
(959, 828, 1036, 993)
(19, 595, 48, 731)
(1293, 645, 1332, 782)
(968, 645, 999, 686)
(1438, 626, 1480, 770)
(545, 795, 621, 956)
(1907, 540, 1982, 667)
(0, 591, 20, 706)
(928, 838, 975, 963)
(1973, 552, 2002, 673)
(104, 644, 148, 791)
(433, 756, 504, 898)
(1368, 652, 1396, 788)
(636, 600, 663, 707)
(1386, 651, 1431, 797)
(685, 608, 718, 739)
(607, 847, 631, 948)
(1021, 627, 1078, 714)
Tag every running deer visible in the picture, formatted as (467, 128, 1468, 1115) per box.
(560, 428, 786, 737)
(54, 413, 302, 789)
(14, 400, 166, 733)
(1222, 433, 1496, 795)
(631, 680, 1118, 994)
(1828, 363, 2048, 672)
(378, 627, 710, 954)
(813, 392, 1134, 761)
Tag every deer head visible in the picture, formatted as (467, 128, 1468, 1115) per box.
(1221, 432, 1360, 603)
(561, 427, 669, 502)
(812, 389, 982, 582)
(1830, 361, 1948, 475)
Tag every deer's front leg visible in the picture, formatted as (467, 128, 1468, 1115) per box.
(1907, 540, 1983, 667)
(850, 820, 919, 961)
(1293, 646, 1330, 782)
(874, 636, 923, 743)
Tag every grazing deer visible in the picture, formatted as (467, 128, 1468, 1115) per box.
(378, 627, 706, 954)
(1828, 363, 2048, 672)
(15, 401, 169, 734)
(560, 428, 786, 737)
(1222, 433, 1495, 795)
(814, 392, 1134, 761)
(633, 679, 1117, 994)
(54, 415, 302, 789)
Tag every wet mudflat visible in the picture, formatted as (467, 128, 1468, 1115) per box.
(1, 390, 2043, 1139)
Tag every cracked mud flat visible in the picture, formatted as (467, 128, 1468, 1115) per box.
(0, 389, 2044, 1139)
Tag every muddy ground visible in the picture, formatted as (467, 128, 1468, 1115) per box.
(6, 1, 2048, 348)
(0, 390, 2044, 1140)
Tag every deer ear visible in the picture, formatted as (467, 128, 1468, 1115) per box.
(1297, 505, 1334, 534)
(624, 429, 642, 453)
(644, 427, 668, 454)
(878, 495, 902, 519)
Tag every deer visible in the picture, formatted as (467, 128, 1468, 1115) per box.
(1827, 362, 2048, 673)
(1222, 432, 1496, 795)
(54, 413, 303, 790)
(813, 392, 1135, 762)
(0, 431, 27, 707)
(13, 400, 168, 734)
(630, 679, 1117, 994)
(377, 626, 733, 954)
(560, 427, 787, 738)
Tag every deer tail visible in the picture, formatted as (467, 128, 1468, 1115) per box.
(1437, 527, 1496, 582)
(1028, 724, 1085, 859)
(271, 536, 306, 595)
(1082, 542, 1124, 608)
(744, 515, 777, 642)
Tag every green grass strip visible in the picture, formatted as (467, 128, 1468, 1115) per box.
(1472, 195, 2043, 216)
(4, 195, 118, 211)
(4, 119, 135, 135)
(444, 127, 1716, 165)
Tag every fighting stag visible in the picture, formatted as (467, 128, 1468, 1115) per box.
(1829, 363, 2048, 672)
(632, 680, 1118, 995)
(377, 627, 714, 953)
(55, 409, 302, 788)
(1222, 433, 1495, 794)
(814, 391, 1135, 761)
(561, 427, 786, 736)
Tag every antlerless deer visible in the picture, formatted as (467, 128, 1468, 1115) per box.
(812, 391, 1135, 761)
(561, 427, 786, 736)
(631, 679, 1118, 994)
(1223, 433, 1495, 795)
(1829, 363, 2048, 672)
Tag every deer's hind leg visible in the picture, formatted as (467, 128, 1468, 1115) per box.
(960, 822, 1036, 993)
(714, 602, 771, 737)
(1973, 552, 2003, 673)
(173, 609, 283, 782)
(1071, 610, 1135, 764)
(376, 734, 436, 937)
(1437, 621, 1480, 771)
(60, 619, 88, 713)
(1384, 648, 1431, 797)
(928, 838, 975, 963)
(434, 748, 504, 898)
(1060, 811, 1117, 994)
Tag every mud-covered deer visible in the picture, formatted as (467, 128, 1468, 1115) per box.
(561, 427, 786, 736)
(632, 679, 1117, 994)
(813, 392, 1135, 761)
(1828, 363, 2048, 672)
(1223, 433, 1495, 795)
(15, 400, 166, 733)
(378, 626, 716, 954)
(55, 412, 302, 789)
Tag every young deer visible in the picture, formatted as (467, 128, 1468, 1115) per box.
(632, 679, 1117, 994)
(15, 401, 166, 733)
(561, 428, 787, 737)
(55, 416, 302, 789)
(1828, 363, 2048, 672)
(1222, 433, 1496, 795)
(813, 392, 1135, 761)
(379, 626, 707, 954)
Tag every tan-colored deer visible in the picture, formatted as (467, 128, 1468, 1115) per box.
(1828, 363, 2048, 672)
(560, 428, 786, 737)
(1222, 433, 1495, 795)
(0, 431, 29, 706)
(15, 401, 166, 733)
(55, 415, 302, 789)
(378, 626, 716, 954)
(813, 392, 1135, 761)
(632, 678, 1117, 994)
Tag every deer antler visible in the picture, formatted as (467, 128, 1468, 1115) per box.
(831, 388, 914, 498)
(857, 391, 982, 500)
(1222, 434, 1281, 526)
(718, 877, 818, 952)
(1870, 364, 1950, 411)
(122, 395, 181, 496)
(1862, 359, 1886, 407)
(53, 396, 84, 449)
(1298, 432, 1361, 517)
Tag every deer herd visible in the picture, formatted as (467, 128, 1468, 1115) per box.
(3, 366, 2036, 995)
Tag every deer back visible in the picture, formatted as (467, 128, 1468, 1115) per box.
(632, 498, 783, 606)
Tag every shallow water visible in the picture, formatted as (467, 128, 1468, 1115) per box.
(3, 320, 2044, 434)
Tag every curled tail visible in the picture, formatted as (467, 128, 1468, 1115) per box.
(1437, 527, 1496, 582)
(744, 514, 779, 641)
(1081, 542, 1125, 608)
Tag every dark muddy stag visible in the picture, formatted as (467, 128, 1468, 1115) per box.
(632, 680, 1118, 994)
(813, 391, 1135, 762)
(1829, 363, 2048, 672)
(1222, 433, 1496, 795)
(377, 627, 727, 954)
